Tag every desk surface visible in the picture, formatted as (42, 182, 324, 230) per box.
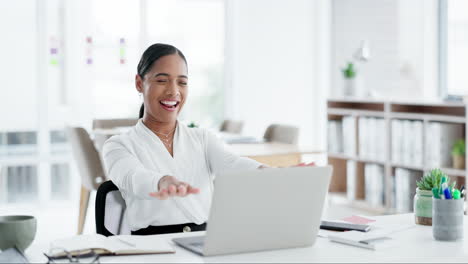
(26, 214, 468, 263)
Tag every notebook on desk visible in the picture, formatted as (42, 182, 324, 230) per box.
(328, 231, 392, 250)
(48, 234, 175, 258)
(327, 224, 415, 250)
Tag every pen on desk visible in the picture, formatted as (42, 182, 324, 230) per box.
(116, 237, 136, 248)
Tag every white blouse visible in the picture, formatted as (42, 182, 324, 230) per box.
(102, 120, 261, 231)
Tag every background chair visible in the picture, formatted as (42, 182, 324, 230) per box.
(263, 124, 299, 145)
(95, 181, 130, 236)
(220, 120, 244, 134)
(92, 119, 138, 151)
(92, 118, 138, 130)
(66, 127, 107, 235)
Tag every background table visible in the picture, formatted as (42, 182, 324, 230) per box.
(92, 128, 322, 167)
(26, 214, 468, 263)
(227, 143, 322, 167)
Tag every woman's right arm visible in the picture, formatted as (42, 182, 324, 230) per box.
(103, 139, 163, 200)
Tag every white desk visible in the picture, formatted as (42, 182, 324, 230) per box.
(26, 213, 468, 263)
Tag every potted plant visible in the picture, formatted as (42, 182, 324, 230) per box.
(414, 169, 456, 226)
(451, 139, 465, 169)
(341, 62, 356, 97)
(187, 121, 198, 128)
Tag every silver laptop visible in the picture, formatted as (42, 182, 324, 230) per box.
(173, 166, 332, 256)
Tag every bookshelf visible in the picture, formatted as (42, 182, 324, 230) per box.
(327, 99, 467, 214)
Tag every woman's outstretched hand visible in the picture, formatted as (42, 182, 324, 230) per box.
(149, 175, 200, 200)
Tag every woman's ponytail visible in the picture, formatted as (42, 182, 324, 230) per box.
(139, 104, 144, 118)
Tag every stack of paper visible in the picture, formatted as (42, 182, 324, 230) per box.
(364, 164, 385, 207)
(425, 122, 464, 168)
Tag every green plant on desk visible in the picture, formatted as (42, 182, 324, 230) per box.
(416, 169, 455, 191)
(451, 139, 465, 169)
(414, 169, 455, 226)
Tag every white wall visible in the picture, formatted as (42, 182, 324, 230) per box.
(332, 0, 439, 100)
(398, 0, 438, 99)
(332, 0, 400, 99)
(0, 0, 38, 131)
(225, 0, 331, 148)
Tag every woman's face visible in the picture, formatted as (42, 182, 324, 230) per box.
(136, 54, 188, 123)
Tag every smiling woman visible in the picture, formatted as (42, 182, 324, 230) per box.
(135, 44, 189, 155)
(102, 43, 264, 236)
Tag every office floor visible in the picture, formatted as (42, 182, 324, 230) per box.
(1, 192, 380, 248)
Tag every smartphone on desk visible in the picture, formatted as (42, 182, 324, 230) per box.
(320, 221, 371, 232)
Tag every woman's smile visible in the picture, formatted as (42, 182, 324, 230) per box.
(159, 99, 180, 112)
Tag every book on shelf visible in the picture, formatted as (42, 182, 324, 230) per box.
(346, 160, 356, 201)
(342, 116, 357, 156)
(393, 168, 421, 212)
(391, 119, 423, 167)
(391, 120, 402, 164)
(411, 121, 423, 166)
(328, 120, 343, 154)
(401, 120, 412, 164)
(425, 122, 464, 168)
(358, 117, 385, 161)
(364, 164, 385, 207)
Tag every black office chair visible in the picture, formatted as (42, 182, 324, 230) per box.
(96, 181, 206, 236)
(95, 181, 129, 236)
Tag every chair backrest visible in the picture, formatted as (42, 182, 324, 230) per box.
(92, 118, 138, 130)
(263, 124, 299, 145)
(95, 181, 130, 236)
(66, 127, 106, 191)
(220, 120, 244, 134)
(92, 119, 138, 153)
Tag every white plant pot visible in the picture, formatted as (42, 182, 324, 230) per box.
(343, 78, 356, 97)
(343, 77, 365, 98)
